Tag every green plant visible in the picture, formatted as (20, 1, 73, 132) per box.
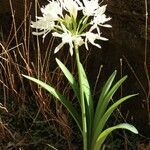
(23, 0, 138, 149)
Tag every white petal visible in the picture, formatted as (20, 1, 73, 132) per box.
(85, 38, 89, 50)
(41, 1, 62, 20)
(89, 24, 97, 32)
(31, 18, 55, 31)
(52, 32, 62, 38)
(95, 5, 107, 16)
(82, 0, 99, 16)
(85, 32, 104, 49)
(101, 24, 112, 28)
(32, 31, 46, 36)
(99, 36, 108, 41)
(69, 43, 74, 56)
(54, 42, 64, 53)
(97, 26, 101, 36)
(62, 33, 72, 43)
(60, 23, 68, 33)
(42, 31, 50, 39)
(63, 0, 79, 19)
(75, 0, 83, 8)
(91, 41, 101, 49)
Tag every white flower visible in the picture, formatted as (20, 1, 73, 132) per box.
(53, 24, 84, 56)
(53, 31, 74, 55)
(81, 0, 100, 16)
(52, 23, 73, 55)
(31, 17, 55, 39)
(41, 0, 63, 21)
(94, 4, 107, 16)
(91, 5, 111, 26)
(53, 32, 84, 56)
(90, 5, 112, 35)
(90, 14, 111, 35)
(62, 0, 81, 19)
(84, 31, 108, 50)
(93, 14, 111, 25)
(31, 0, 63, 39)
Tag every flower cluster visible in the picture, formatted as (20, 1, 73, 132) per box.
(31, 0, 111, 55)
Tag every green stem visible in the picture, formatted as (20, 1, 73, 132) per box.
(74, 44, 87, 150)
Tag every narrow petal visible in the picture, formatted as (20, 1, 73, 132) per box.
(99, 36, 108, 41)
(85, 37, 89, 50)
(85, 31, 106, 49)
(95, 5, 107, 16)
(82, 0, 99, 16)
(52, 32, 62, 38)
(101, 24, 112, 28)
(69, 43, 74, 56)
(32, 31, 47, 36)
(75, 0, 83, 8)
(54, 42, 64, 53)
(60, 23, 69, 33)
(90, 41, 101, 49)
(63, 0, 79, 19)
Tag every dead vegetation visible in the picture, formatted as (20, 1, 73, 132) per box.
(0, 0, 149, 149)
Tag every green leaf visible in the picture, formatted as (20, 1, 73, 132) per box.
(56, 58, 80, 103)
(94, 71, 116, 128)
(94, 123, 138, 150)
(79, 63, 93, 116)
(79, 62, 94, 147)
(22, 74, 82, 132)
(94, 75, 127, 129)
(93, 94, 138, 144)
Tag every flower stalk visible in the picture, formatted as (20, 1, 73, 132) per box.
(74, 44, 87, 150)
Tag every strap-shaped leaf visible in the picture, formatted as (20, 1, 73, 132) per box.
(94, 123, 138, 150)
(94, 75, 127, 129)
(56, 58, 80, 103)
(79, 62, 94, 146)
(22, 74, 82, 132)
(94, 71, 116, 122)
(79, 63, 93, 116)
(92, 94, 137, 144)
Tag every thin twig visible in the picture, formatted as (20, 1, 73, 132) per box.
(144, 0, 150, 124)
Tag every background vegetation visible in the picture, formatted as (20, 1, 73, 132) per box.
(0, 0, 149, 149)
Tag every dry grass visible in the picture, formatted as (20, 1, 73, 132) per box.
(0, 0, 149, 150)
(0, 1, 76, 149)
